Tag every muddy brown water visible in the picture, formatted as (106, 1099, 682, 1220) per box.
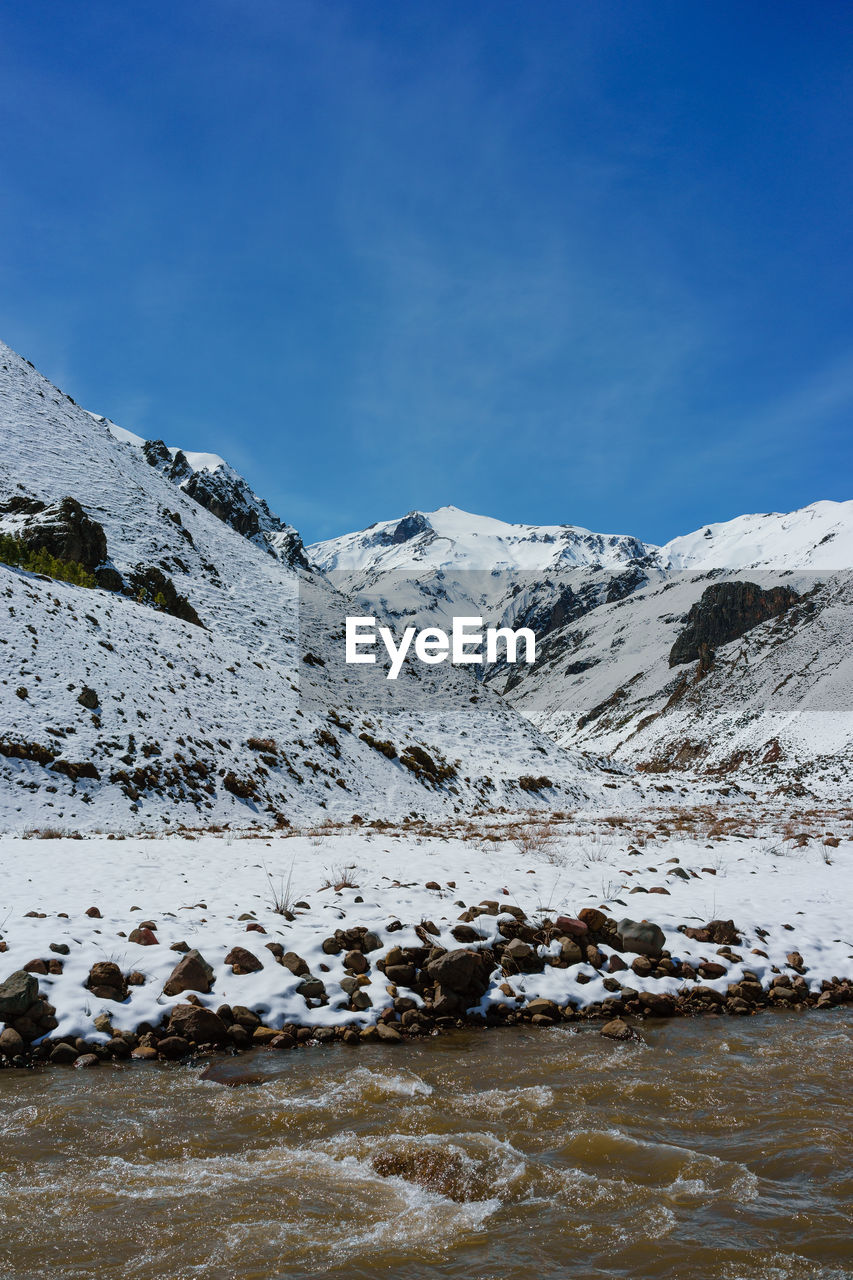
(0, 1013, 851, 1280)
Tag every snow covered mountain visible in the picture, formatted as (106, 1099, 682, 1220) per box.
(2, 332, 850, 831)
(312, 500, 853, 576)
(0, 340, 615, 832)
(311, 505, 657, 574)
(311, 504, 853, 795)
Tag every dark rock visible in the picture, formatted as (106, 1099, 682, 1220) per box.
(616, 918, 666, 958)
(0, 971, 38, 1018)
(77, 686, 99, 710)
(16, 496, 107, 570)
(49, 1042, 79, 1065)
(451, 924, 486, 944)
(74, 1053, 100, 1069)
(158, 1035, 191, 1060)
(167, 1003, 229, 1045)
(669, 580, 798, 667)
(425, 948, 493, 1003)
(280, 951, 310, 977)
(385, 964, 416, 987)
(0, 1027, 25, 1057)
(296, 977, 327, 1001)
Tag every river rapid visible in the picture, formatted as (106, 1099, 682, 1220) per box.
(0, 1012, 851, 1280)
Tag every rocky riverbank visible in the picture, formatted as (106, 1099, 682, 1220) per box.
(2, 898, 852, 1070)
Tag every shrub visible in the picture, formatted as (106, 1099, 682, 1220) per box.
(0, 532, 96, 588)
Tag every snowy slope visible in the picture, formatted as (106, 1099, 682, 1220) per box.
(100, 416, 308, 565)
(661, 501, 853, 571)
(0, 340, 609, 830)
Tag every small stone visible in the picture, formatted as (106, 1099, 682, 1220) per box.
(0, 1027, 26, 1057)
(600, 1018, 634, 1041)
(49, 1042, 79, 1065)
(344, 950, 369, 974)
(425, 881, 441, 891)
(74, 1053, 100, 1069)
(252, 1026, 281, 1045)
(49, 942, 70, 956)
(224, 946, 264, 975)
(158, 1036, 191, 1060)
(131, 1045, 159, 1060)
(85, 906, 102, 918)
(376, 1022, 403, 1043)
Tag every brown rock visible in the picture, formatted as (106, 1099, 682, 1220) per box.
(167, 1003, 228, 1045)
(600, 1018, 634, 1041)
(0, 1027, 25, 1057)
(224, 946, 264, 975)
(162, 949, 214, 997)
(128, 927, 158, 946)
(157, 1036, 191, 1060)
(131, 1045, 159, 1060)
(74, 1053, 100, 1069)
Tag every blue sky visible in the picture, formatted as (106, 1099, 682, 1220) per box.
(1, 1, 852, 544)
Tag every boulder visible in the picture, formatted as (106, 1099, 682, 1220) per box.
(615, 918, 666, 959)
(0, 970, 38, 1018)
(0, 1026, 26, 1057)
(167, 1003, 229, 1045)
(426, 948, 492, 998)
(162, 949, 214, 997)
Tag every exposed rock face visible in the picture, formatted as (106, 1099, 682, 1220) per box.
(140, 438, 309, 568)
(669, 580, 798, 667)
(390, 513, 431, 545)
(14, 496, 107, 569)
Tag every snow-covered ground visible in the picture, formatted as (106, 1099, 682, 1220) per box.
(1, 812, 850, 1047)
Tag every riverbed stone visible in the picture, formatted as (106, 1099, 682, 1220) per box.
(0, 1027, 25, 1057)
(167, 1003, 228, 1045)
(600, 1017, 634, 1041)
(0, 971, 38, 1018)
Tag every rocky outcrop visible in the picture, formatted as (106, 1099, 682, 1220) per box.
(669, 580, 798, 667)
(12, 496, 107, 570)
